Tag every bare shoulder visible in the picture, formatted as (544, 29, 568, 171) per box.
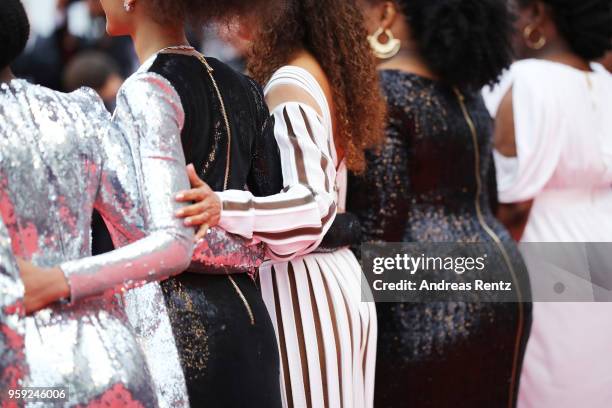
(290, 51, 334, 108)
(494, 87, 516, 157)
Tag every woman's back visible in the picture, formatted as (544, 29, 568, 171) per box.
(0, 80, 137, 265)
(350, 71, 507, 243)
(0, 79, 159, 405)
(133, 50, 284, 407)
(485, 59, 612, 408)
(487, 59, 612, 242)
(142, 52, 282, 192)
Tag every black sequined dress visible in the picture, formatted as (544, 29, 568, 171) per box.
(348, 70, 532, 408)
(148, 53, 283, 407)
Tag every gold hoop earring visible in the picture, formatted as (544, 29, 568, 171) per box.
(523, 25, 547, 50)
(367, 27, 401, 60)
(124, 0, 135, 12)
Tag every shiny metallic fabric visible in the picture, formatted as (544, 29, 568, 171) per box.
(189, 228, 264, 277)
(0, 79, 166, 406)
(117, 61, 268, 407)
(0, 219, 26, 395)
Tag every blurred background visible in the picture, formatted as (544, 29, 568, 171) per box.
(16, 0, 612, 105)
(15, 0, 250, 108)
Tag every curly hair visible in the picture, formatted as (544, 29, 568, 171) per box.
(146, 0, 273, 26)
(0, 0, 29, 70)
(248, 0, 387, 173)
(392, 0, 515, 90)
(518, 0, 612, 61)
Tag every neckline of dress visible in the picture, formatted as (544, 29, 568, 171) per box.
(520, 58, 607, 76)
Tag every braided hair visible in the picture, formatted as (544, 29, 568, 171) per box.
(0, 0, 29, 70)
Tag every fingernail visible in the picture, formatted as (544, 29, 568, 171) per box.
(184, 218, 192, 226)
(176, 193, 184, 200)
(176, 209, 184, 216)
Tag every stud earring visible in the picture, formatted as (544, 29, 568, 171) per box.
(124, 0, 135, 12)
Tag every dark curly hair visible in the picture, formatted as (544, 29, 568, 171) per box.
(517, 0, 612, 61)
(0, 0, 29, 70)
(146, 0, 274, 25)
(248, 0, 387, 173)
(392, 0, 515, 90)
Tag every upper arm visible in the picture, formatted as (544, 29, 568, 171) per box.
(266, 84, 324, 119)
(102, 73, 192, 241)
(494, 87, 517, 158)
(74, 88, 145, 245)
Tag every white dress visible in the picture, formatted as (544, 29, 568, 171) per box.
(484, 59, 612, 408)
(217, 66, 377, 407)
(261, 67, 377, 408)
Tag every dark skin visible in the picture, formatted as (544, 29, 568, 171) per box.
(600, 51, 612, 73)
(494, 0, 593, 240)
(359, 0, 437, 79)
(0, 67, 14, 83)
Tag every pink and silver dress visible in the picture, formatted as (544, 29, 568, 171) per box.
(0, 78, 193, 405)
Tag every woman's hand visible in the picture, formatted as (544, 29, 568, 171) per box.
(175, 164, 222, 241)
(17, 258, 70, 314)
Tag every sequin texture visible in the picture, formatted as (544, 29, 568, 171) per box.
(0, 219, 26, 396)
(0, 79, 158, 406)
(348, 70, 533, 407)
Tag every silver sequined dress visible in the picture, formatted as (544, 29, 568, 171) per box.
(0, 218, 26, 396)
(0, 78, 194, 406)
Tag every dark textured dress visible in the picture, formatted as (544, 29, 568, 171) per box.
(147, 52, 283, 407)
(348, 70, 533, 408)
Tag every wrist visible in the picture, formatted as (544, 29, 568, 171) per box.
(215, 192, 224, 223)
(46, 267, 71, 303)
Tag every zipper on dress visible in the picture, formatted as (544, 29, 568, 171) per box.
(227, 275, 256, 325)
(195, 53, 256, 325)
(454, 88, 525, 408)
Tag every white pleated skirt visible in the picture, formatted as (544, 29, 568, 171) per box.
(260, 247, 377, 408)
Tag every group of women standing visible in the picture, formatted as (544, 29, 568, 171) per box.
(0, 0, 611, 407)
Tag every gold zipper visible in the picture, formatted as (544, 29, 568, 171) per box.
(161, 47, 255, 325)
(195, 52, 255, 325)
(194, 53, 233, 191)
(228, 275, 256, 325)
(454, 88, 525, 408)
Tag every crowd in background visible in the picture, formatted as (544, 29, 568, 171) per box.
(14, 0, 612, 99)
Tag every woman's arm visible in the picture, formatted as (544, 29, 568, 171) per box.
(177, 84, 337, 261)
(493, 88, 533, 241)
(59, 76, 194, 303)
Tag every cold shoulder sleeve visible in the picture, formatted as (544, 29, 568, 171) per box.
(489, 61, 567, 203)
(216, 100, 337, 261)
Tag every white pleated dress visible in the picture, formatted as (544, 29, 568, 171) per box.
(217, 66, 377, 408)
(484, 59, 612, 408)
(260, 67, 377, 408)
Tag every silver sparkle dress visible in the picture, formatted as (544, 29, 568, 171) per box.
(0, 78, 194, 406)
(115, 61, 267, 408)
(0, 218, 26, 394)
